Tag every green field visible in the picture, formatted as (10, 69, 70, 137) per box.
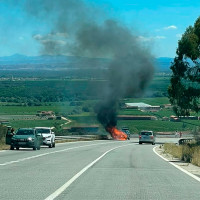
(0, 103, 74, 115)
(0, 76, 199, 134)
(9, 119, 66, 129)
(125, 97, 170, 105)
(118, 120, 199, 134)
(0, 97, 199, 133)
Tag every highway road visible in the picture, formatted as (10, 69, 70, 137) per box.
(0, 139, 200, 200)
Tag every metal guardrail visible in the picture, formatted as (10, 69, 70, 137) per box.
(55, 135, 98, 141)
(178, 138, 194, 145)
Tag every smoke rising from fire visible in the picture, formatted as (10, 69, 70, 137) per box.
(23, 0, 154, 131)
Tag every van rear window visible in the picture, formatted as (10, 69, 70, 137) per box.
(141, 132, 153, 136)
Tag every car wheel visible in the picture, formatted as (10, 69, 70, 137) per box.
(33, 146, 37, 150)
(10, 145, 14, 150)
(49, 143, 53, 148)
(37, 145, 40, 150)
(152, 142, 155, 145)
(16, 147, 19, 150)
(139, 142, 142, 144)
(52, 142, 55, 148)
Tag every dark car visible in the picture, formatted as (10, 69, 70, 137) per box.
(10, 128, 42, 150)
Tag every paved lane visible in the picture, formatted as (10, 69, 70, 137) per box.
(55, 143, 200, 200)
(1, 140, 200, 200)
(0, 141, 114, 165)
(0, 141, 127, 200)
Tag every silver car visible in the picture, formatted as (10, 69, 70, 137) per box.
(139, 131, 155, 145)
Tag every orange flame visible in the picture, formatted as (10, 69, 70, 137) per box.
(107, 127, 127, 141)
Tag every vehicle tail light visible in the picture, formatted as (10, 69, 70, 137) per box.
(150, 136, 154, 139)
(139, 135, 141, 139)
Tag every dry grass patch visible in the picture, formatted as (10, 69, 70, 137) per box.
(191, 146, 200, 167)
(163, 143, 183, 160)
(164, 143, 200, 167)
(0, 138, 10, 150)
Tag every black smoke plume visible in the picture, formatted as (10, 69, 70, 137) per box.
(23, 0, 154, 130)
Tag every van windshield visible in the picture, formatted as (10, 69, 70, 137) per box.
(36, 129, 50, 134)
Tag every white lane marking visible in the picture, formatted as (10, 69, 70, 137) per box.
(45, 143, 132, 200)
(153, 146, 200, 183)
(0, 140, 95, 154)
(0, 141, 117, 166)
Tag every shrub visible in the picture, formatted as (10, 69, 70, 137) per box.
(0, 125, 7, 145)
(192, 127, 200, 144)
(191, 146, 200, 167)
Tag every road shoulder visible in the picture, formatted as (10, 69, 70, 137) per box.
(154, 145, 200, 179)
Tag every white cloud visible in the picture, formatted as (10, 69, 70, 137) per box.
(19, 36, 24, 40)
(55, 32, 68, 38)
(164, 25, 177, 30)
(138, 35, 166, 42)
(176, 34, 182, 38)
(138, 36, 152, 42)
(155, 36, 166, 39)
(33, 34, 43, 40)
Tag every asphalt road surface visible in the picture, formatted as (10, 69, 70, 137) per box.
(0, 139, 200, 200)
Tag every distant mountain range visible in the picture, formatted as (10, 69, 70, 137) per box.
(0, 54, 173, 72)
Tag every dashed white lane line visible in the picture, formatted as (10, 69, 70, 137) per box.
(45, 143, 132, 200)
(153, 146, 200, 183)
(0, 141, 117, 166)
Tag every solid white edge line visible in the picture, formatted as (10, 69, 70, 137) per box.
(153, 146, 200, 183)
(45, 143, 132, 200)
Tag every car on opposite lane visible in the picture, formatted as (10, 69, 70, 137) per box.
(35, 127, 55, 148)
(10, 128, 42, 150)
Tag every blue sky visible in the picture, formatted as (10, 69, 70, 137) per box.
(0, 0, 200, 58)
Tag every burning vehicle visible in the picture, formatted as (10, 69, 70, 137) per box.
(107, 127, 127, 140)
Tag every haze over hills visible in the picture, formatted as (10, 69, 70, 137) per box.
(0, 54, 173, 72)
(156, 57, 173, 72)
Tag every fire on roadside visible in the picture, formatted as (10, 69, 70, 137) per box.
(106, 127, 127, 141)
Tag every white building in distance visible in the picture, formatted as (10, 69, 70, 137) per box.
(125, 102, 160, 112)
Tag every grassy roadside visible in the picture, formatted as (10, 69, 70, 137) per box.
(0, 138, 10, 150)
(163, 143, 200, 167)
